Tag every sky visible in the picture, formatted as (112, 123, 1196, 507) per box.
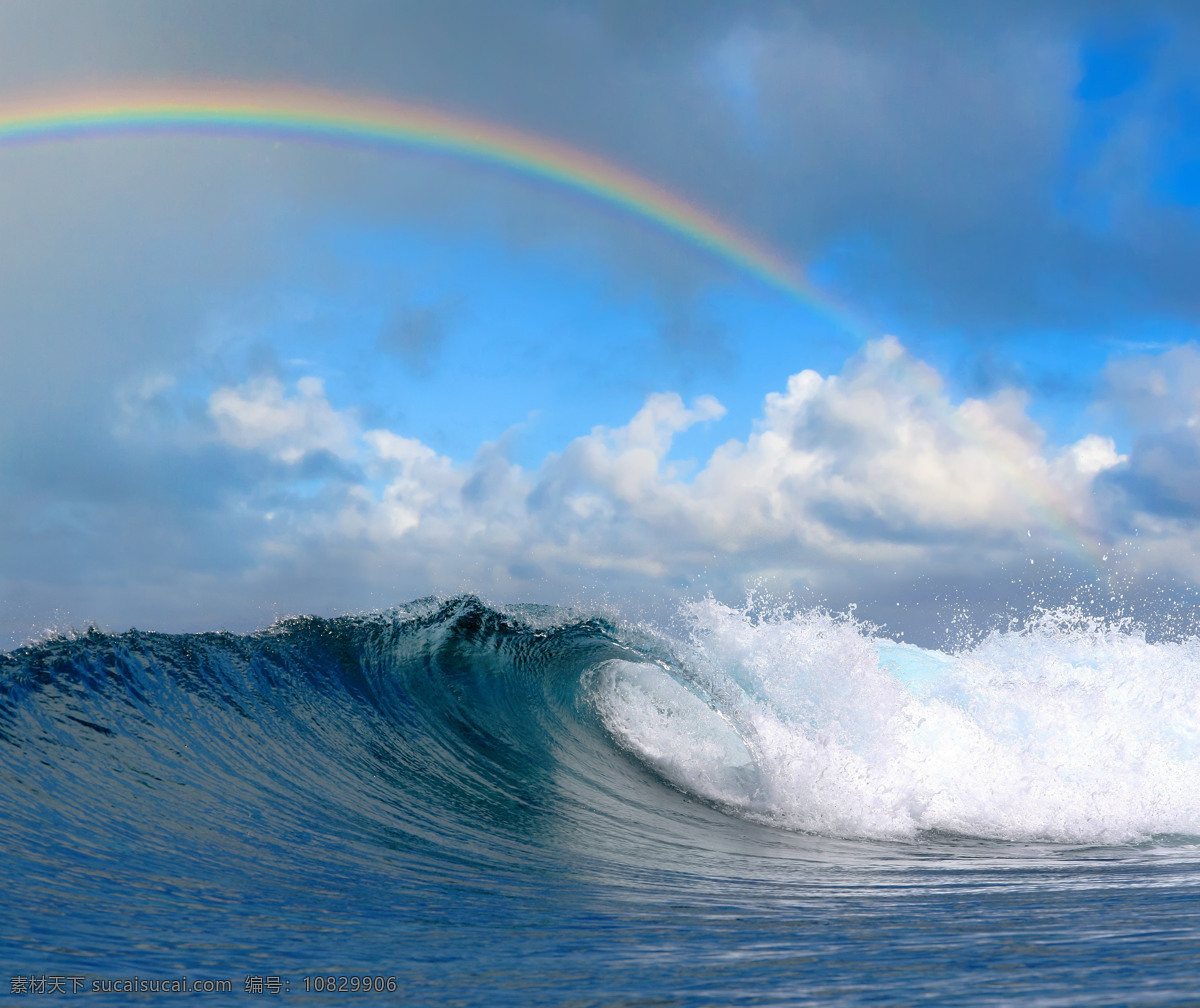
(4, 0, 1200, 648)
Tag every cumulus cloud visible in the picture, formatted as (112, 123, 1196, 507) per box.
(194, 338, 1124, 616)
(8, 334, 1183, 648)
(210, 376, 359, 463)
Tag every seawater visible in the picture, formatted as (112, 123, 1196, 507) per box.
(2, 595, 1199, 1005)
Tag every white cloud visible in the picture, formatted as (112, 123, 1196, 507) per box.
(643, 337, 1118, 555)
(202, 339, 1127, 603)
(8, 336, 1176, 646)
(209, 376, 358, 463)
(692, 338, 1049, 544)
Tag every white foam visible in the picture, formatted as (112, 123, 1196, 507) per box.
(593, 659, 766, 810)
(595, 599, 1200, 843)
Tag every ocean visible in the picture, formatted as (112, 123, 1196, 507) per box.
(3, 594, 1200, 1005)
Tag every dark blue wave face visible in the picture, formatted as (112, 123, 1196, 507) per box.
(3, 595, 1200, 1006)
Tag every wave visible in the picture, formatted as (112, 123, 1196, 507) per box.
(3, 594, 1199, 857)
(601, 598, 1200, 842)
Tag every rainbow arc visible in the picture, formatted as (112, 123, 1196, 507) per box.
(0, 86, 847, 312)
(0, 85, 1108, 576)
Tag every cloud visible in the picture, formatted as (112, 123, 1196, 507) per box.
(210, 376, 359, 463)
(375, 300, 458, 373)
(154, 339, 1120, 622)
(1095, 343, 1200, 518)
(13, 332, 1197, 650)
(6, 1, 1200, 340)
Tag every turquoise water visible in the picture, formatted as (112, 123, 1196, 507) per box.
(3, 596, 1199, 1005)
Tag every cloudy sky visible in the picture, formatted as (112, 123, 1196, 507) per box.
(4, 0, 1200, 648)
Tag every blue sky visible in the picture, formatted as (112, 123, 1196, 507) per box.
(210, 216, 849, 466)
(4, 1, 1200, 647)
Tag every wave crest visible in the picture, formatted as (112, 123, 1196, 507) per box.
(593, 598, 1200, 842)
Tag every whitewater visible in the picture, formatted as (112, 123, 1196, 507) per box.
(599, 597, 1200, 843)
(3, 594, 1200, 1005)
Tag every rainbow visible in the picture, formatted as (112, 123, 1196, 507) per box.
(0, 85, 1108, 576)
(0, 85, 862, 326)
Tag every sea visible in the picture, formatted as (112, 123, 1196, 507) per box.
(3, 593, 1200, 1006)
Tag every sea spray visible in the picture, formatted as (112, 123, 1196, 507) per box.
(593, 597, 1200, 842)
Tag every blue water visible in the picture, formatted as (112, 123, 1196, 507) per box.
(3, 595, 1200, 1005)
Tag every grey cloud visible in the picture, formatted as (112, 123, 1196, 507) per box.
(1106, 433, 1200, 517)
(376, 299, 459, 373)
(6, 1, 1200, 340)
(1095, 343, 1200, 519)
(0, 139, 290, 445)
(1102, 341, 1200, 428)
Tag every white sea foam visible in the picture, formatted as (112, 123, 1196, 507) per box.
(593, 658, 767, 810)
(595, 598, 1200, 842)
